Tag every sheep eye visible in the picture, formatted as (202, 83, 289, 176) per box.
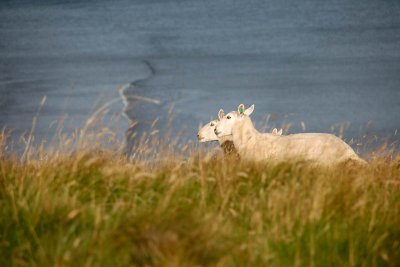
(210, 123, 214, 126)
(227, 116, 231, 119)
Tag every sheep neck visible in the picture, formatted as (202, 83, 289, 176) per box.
(218, 135, 232, 145)
(220, 140, 240, 160)
(232, 116, 259, 151)
(220, 140, 236, 155)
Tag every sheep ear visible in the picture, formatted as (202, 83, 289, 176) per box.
(244, 104, 254, 116)
(272, 128, 278, 134)
(218, 109, 224, 120)
(278, 129, 283, 135)
(238, 104, 245, 114)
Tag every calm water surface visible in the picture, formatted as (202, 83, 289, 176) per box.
(1, 0, 399, 152)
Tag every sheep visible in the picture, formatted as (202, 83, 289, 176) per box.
(272, 128, 283, 135)
(197, 119, 220, 143)
(197, 109, 283, 159)
(197, 109, 238, 159)
(214, 104, 367, 167)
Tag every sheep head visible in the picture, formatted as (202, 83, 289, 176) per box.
(197, 108, 231, 143)
(215, 104, 255, 137)
(197, 119, 219, 142)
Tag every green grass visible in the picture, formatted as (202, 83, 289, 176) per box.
(0, 130, 399, 267)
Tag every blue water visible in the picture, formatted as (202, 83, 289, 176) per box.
(1, 0, 400, 152)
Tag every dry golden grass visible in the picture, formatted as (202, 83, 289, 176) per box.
(0, 107, 399, 267)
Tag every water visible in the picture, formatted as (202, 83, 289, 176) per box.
(1, 0, 400, 152)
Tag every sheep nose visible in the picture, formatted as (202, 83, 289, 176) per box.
(214, 128, 219, 135)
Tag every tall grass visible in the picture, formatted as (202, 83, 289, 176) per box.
(0, 107, 399, 267)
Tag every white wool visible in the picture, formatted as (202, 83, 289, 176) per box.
(232, 115, 365, 166)
(215, 104, 366, 167)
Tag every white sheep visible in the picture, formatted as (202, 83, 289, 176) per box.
(272, 128, 283, 135)
(215, 104, 367, 167)
(198, 110, 282, 143)
(197, 109, 283, 158)
(197, 119, 220, 143)
(197, 110, 237, 158)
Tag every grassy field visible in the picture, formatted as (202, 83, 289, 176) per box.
(0, 124, 399, 267)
